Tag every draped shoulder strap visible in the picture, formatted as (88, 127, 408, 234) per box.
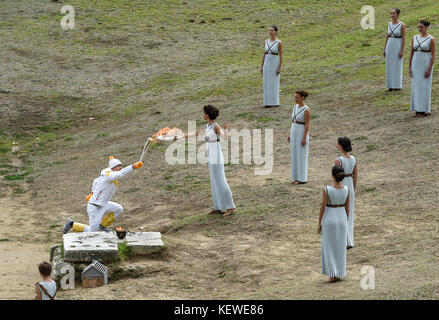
(325, 186, 332, 206)
(338, 157, 343, 169)
(388, 22, 402, 37)
(36, 282, 57, 300)
(414, 35, 432, 51)
(266, 40, 279, 54)
(292, 105, 306, 123)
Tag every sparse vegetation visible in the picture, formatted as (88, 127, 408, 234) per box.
(117, 241, 132, 261)
(1, 0, 438, 300)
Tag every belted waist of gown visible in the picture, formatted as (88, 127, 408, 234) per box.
(266, 52, 278, 55)
(326, 204, 346, 208)
(206, 138, 220, 142)
(390, 35, 402, 38)
(292, 120, 305, 125)
(415, 49, 431, 52)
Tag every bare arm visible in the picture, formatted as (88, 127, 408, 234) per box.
(35, 284, 42, 300)
(287, 106, 293, 143)
(301, 109, 310, 146)
(400, 24, 406, 58)
(260, 41, 266, 75)
(318, 189, 327, 234)
(353, 162, 358, 191)
(427, 38, 436, 77)
(409, 38, 414, 76)
(214, 123, 228, 140)
(277, 41, 283, 74)
(345, 194, 350, 219)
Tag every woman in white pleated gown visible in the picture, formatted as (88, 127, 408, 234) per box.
(260, 25, 283, 107)
(335, 137, 358, 249)
(383, 8, 405, 91)
(182, 105, 236, 216)
(318, 166, 350, 283)
(288, 90, 310, 184)
(409, 20, 436, 117)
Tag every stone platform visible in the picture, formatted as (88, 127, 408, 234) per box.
(63, 231, 164, 262)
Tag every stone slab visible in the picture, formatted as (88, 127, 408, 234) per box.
(63, 232, 119, 263)
(118, 232, 165, 255)
(63, 231, 164, 262)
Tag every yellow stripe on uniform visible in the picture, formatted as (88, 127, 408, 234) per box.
(72, 222, 87, 232)
(100, 212, 115, 227)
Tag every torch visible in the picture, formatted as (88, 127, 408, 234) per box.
(139, 137, 154, 162)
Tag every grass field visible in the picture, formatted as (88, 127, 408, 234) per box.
(0, 0, 438, 299)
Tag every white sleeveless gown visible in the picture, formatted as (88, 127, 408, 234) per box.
(321, 186, 349, 278)
(290, 105, 309, 182)
(205, 123, 236, 211)
(338, 156, 356, 247)
(385, 22, 404, 89)
(263, 39, 280, 106)
(410, 35, 434, 113)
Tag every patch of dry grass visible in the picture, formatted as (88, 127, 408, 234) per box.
(0, 0, 438, 299)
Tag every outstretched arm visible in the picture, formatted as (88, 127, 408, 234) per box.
(104, 165, 136, 182)
(184, 127, 205, 139)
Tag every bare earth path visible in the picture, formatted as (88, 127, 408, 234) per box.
(0, 0, 438, 299)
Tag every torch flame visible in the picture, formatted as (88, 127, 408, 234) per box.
(152, 127, 184, 142)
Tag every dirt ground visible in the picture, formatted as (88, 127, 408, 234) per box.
(0, 0, 438, 300)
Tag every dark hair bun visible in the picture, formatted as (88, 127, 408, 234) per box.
(203, 104, 219, 120)
(295, 90, 309, 98)
(393, 8, 401, 15)
(419, 19, 430, 27)
(332, 165, 345, 182)
(337, 136, 352, 152)
(270, 25, 278, 32)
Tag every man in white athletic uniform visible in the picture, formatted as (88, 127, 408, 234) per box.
(63, 156, 143, 233)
